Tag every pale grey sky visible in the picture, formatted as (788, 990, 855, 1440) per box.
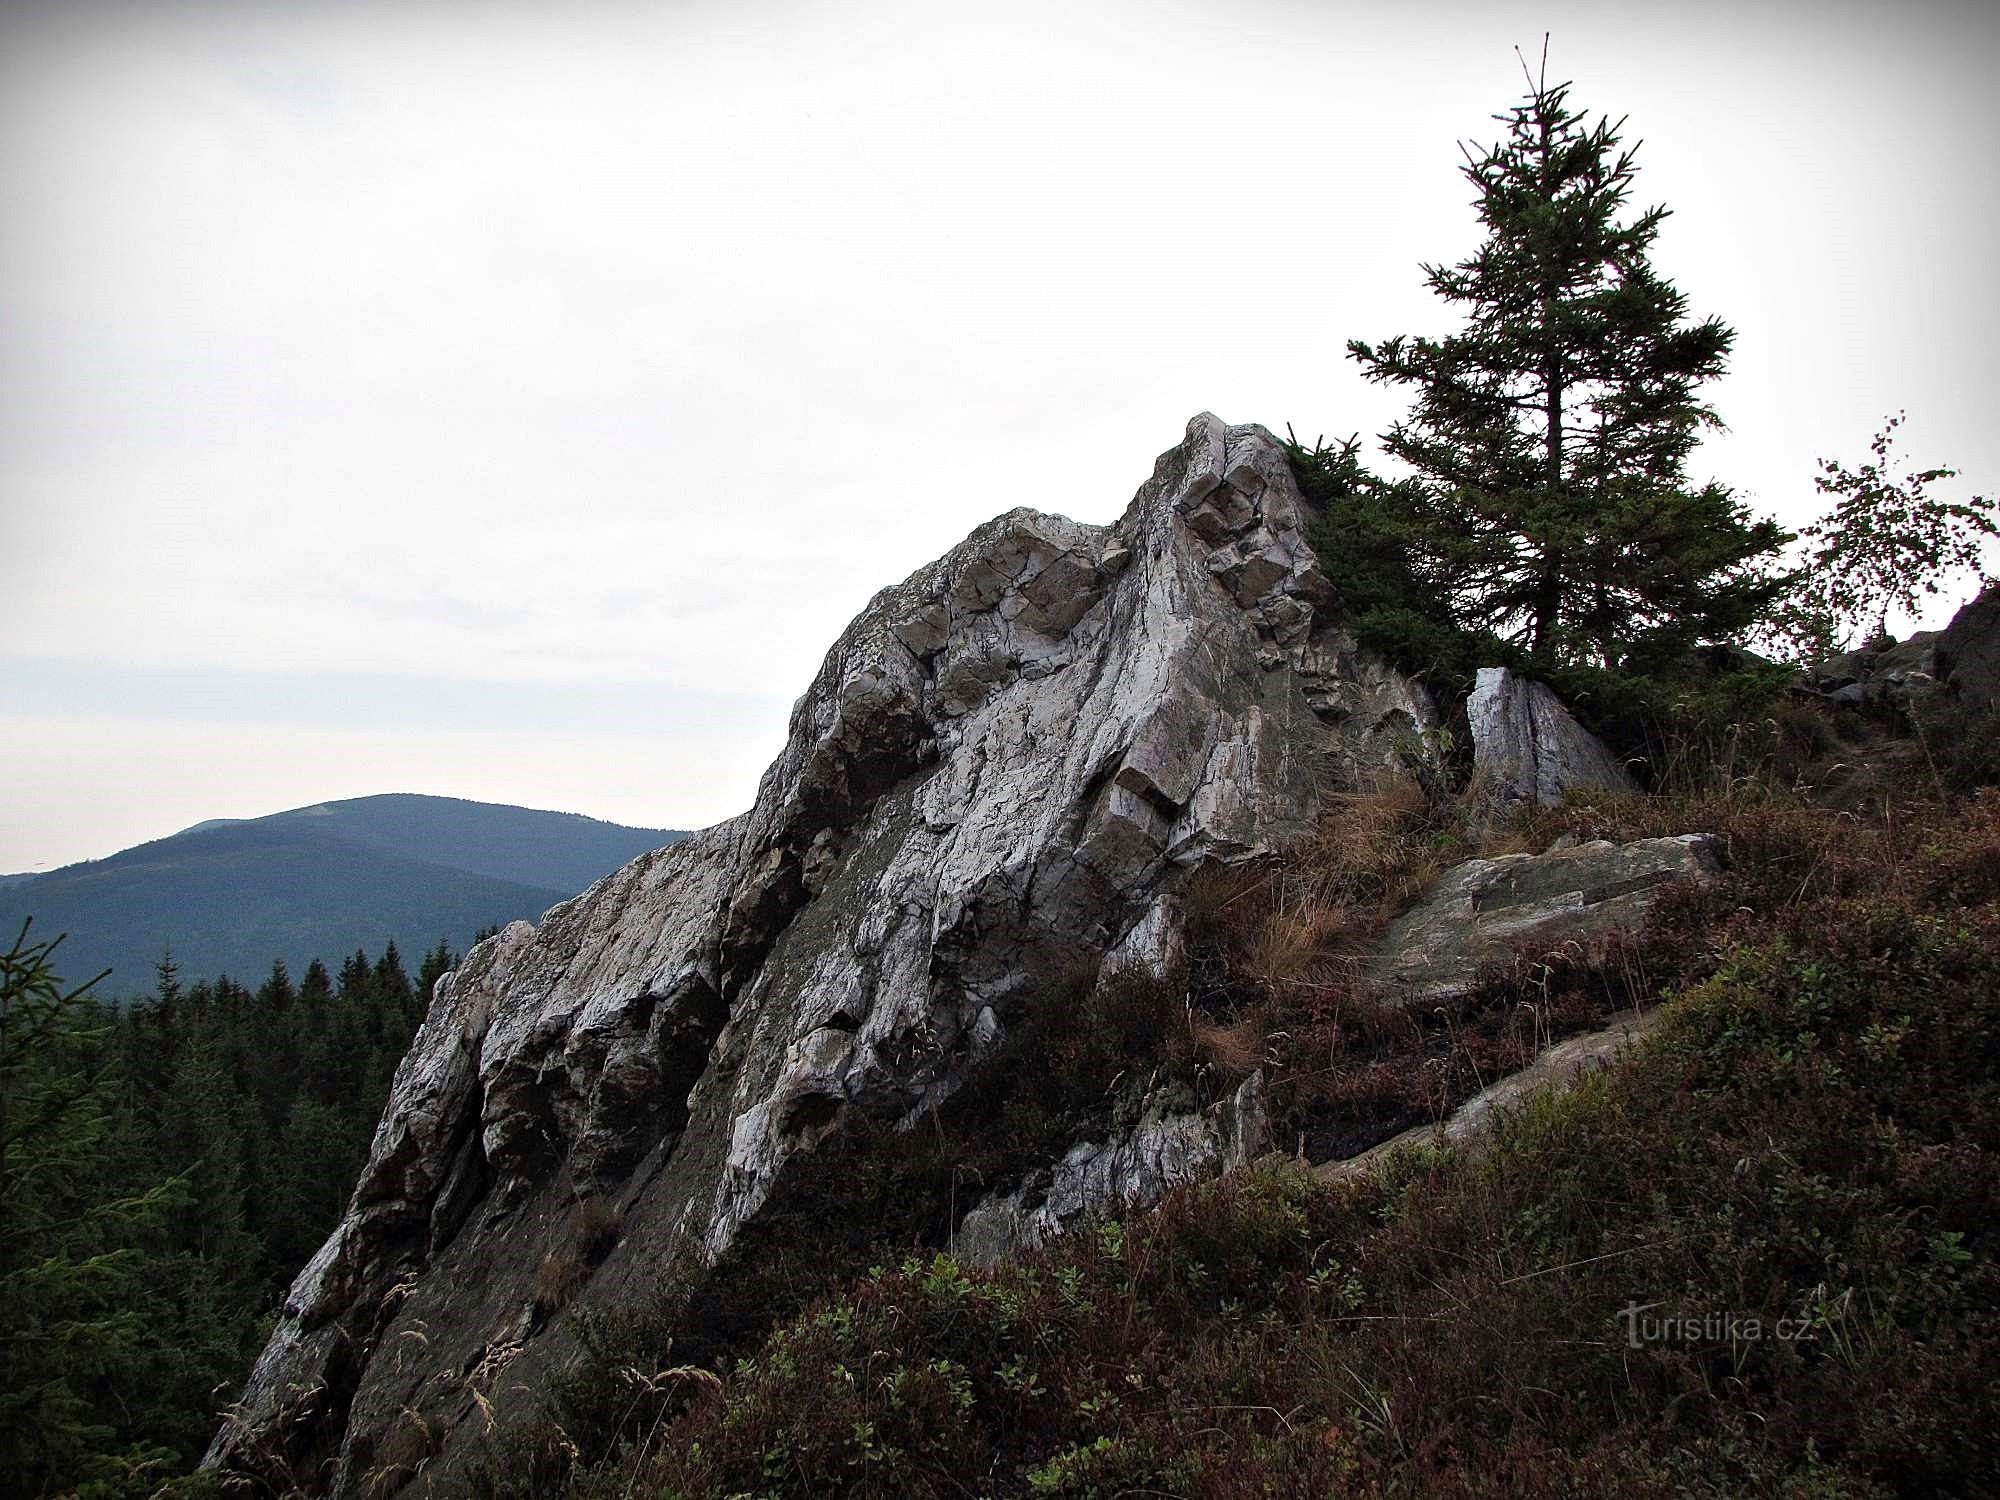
(3, 0, 1995, 871)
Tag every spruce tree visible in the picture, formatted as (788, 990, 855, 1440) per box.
(1348, 53, 1786, 669)
(0, 923, 183, 1496)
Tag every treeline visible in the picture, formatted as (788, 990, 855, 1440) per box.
(1, 926, 452, 1498)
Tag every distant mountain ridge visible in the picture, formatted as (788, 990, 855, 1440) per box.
(0, 794, 687, 993)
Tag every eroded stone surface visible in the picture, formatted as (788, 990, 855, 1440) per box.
(1467, 666, 1638, 808)
(1937, 582, 2000, 714)
(1368, 834, 1720, 1009)
(955, 1072, 1268, 1267)
(206, 415, 1434, 1495)
(1802, 634, 1942, 714)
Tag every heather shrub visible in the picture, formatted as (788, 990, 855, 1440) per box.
(560, 764, 2000, 1499)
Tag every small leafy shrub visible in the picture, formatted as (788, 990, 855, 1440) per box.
(1026, 1435, 1188, 1498)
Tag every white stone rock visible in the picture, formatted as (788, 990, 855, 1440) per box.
(207, 415, 1430, 1494)
(1467, 666, 1638, 808)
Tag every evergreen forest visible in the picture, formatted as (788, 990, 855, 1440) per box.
(1, 928, 447, 1497)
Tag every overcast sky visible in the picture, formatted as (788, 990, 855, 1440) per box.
(3, 0, 1995, 873)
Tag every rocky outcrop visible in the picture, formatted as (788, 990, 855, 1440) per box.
(1798, 585, 2000, 717)
(954, 1072, 1268, 1267)
(1368, 834, 1720, 1008)
(1937, 582, 2000, 713)
(1467, 666, 1638, 808)
(1801, 634, 1942, 714)
(206, 415, 1435, 1495)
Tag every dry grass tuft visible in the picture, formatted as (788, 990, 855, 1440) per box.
(534, 1251, 587, 1319)
(365, 1407, 441, 1497)
(1188, 770, 1457, 1016)
(568, 1194, 622, 1265)
(1188, 1011, 1267, 1077)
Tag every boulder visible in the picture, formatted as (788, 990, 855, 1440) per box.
(1937, 582, 2000, 713)
(205, 415, 1435, 1496)
(1466, 666, 1638, 808)
(1801, 633, 1941, 713)
(1368, 833, 1720, 1009)
(954, 1072, 1267, 1267)
(1318, 1004, 1666, 1182)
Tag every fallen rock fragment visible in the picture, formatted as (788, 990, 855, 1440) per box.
(1368, 833, 1720, 1009)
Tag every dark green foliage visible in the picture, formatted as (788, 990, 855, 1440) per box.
(0, 794, 684, 990)
(1914, 693, 2000, 794)
(1286, 424, 1808, 789)
(1, 923, 185, 1499)
(1346, 68, 1788, 669)
(1, 924, 445, 1495)
(1537, 652, 1806, 790)
(1287, 433, 1510, 701)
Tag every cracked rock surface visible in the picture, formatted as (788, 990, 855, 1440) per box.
(205, 414, 1433, 1495)
(954, 1071, 1269, 1267)
(1369, 834, 1721, 1009)
(1467, 666, 1638, 809)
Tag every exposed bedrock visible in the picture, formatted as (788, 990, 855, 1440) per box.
(1466, 665, 1638, 809)
(206, 414, 1436, 1495)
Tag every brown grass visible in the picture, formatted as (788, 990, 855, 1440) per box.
(1186, 771, 1462, 1015)
(530, 1196, 624, 1322)
(364, 1407, 441, 1497)
(534, 1251, 587, 1319)
(1188, 1012, 1267, 1077)
(568, 1194, 622, 1264)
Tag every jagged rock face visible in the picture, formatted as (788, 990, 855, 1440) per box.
(206, 415, 1434, 1495)
(1937, 582, 2000, 713)
(1368, 834, 1720, 1008)
(1467, 666, 1638, 808)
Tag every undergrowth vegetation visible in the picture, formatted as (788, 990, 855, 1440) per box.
(470, 687, 2000, 1499)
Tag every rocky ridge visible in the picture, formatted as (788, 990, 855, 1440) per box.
(207, 415, 1437, 1494)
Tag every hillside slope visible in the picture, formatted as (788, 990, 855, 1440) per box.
(0, 795, 685, 990)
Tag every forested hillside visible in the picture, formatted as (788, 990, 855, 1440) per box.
(0, 796, 685, 992)
(0, 931, 441, 1494)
